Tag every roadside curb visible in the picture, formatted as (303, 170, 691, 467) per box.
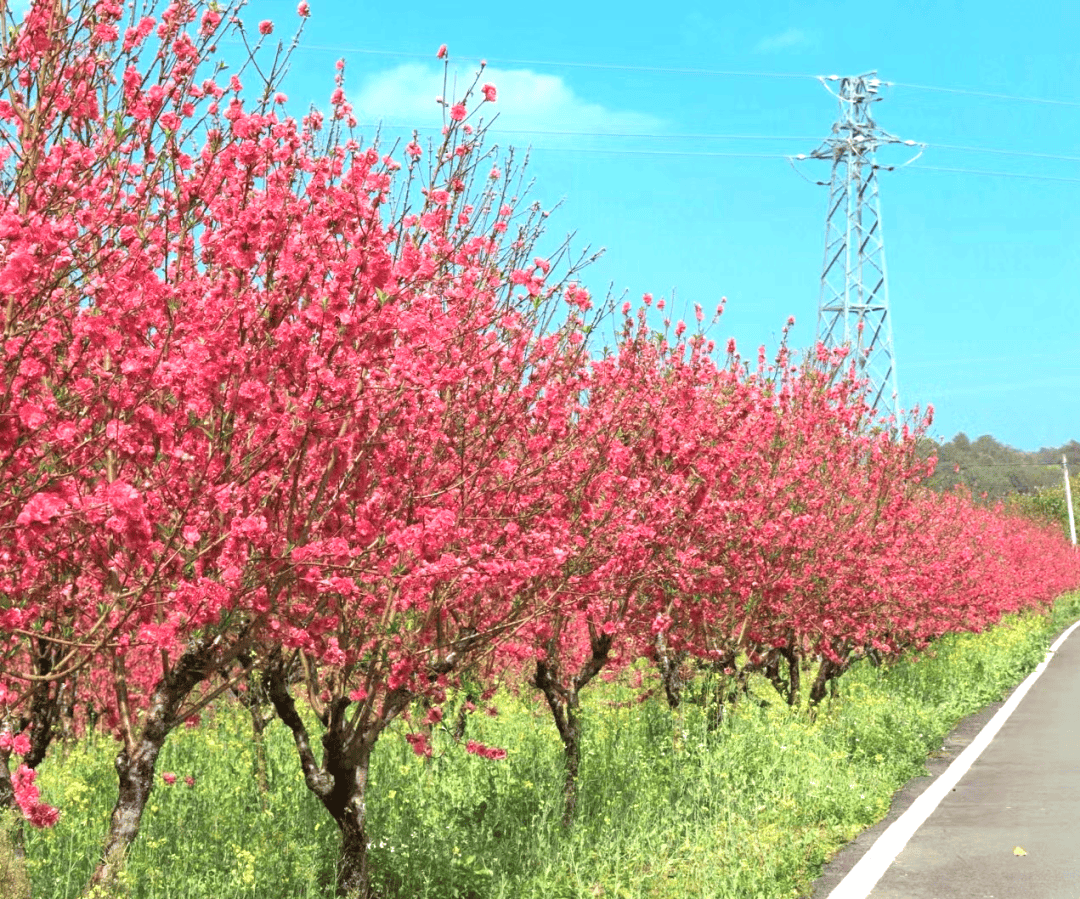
(806, 615, 1080, 899)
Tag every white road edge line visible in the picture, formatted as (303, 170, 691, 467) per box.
(825, 616, 1080, 899)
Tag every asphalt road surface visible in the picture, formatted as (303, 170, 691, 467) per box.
(810, 619, 1080, 899)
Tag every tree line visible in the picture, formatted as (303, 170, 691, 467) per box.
(1, 4, 1078, 898)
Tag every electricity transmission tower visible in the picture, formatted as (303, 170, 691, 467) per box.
(797, 73, 918, 424)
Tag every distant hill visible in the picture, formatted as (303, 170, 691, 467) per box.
(917, 433, 1080, 502)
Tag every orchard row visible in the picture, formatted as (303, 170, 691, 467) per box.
(1, 3, 1077, 896)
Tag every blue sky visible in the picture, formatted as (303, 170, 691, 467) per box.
(239, 0, 1078, 450)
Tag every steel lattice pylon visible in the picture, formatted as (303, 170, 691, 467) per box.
(803, 72, 911, 424)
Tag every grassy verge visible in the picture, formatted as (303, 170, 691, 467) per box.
(27, 590, 1080, 899)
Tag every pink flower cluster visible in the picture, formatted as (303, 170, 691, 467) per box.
(13, 765, 59, 828)
(405, 733, 432, 757)
(465, 740, 507, 761)
(0, 730, 31, 755)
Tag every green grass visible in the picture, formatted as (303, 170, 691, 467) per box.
(26, 590, 1080, 899)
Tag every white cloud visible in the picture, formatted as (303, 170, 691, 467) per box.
(754, 28, 814, 53)
(351, 63, 664, 138)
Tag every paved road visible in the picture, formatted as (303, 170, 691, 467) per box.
(809, 620, 1080, 899)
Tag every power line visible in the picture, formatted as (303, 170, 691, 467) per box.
(365, 123, 819, 142)
(366, 132, 1080, 180)
(365, 121, 1080, 167)
(371, 133, 1080, 179)
(495, 134, 1080, 164)
(931, 143, 1080, 164)
(286, 43, 817, 81)
(513, 146, 792, 159)
(907, 355, 1042, 369)
(486, 129, 819, 142)
(276, 41, 1080, 109)
(905, 164, 1080, 184)
(888, 80, 1080, 109)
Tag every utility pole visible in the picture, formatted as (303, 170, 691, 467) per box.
(1064, 455, 1077, 546)
(796, 73, 917, 425)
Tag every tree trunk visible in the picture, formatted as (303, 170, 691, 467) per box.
(250, 702, 272, 800)
(705, 656, 748, 731)
(237, 665, 273, 801)
(808, 653, 850, 707)
(763, 645, 801, 706)
(451, 690, 476, 742)
(654, 631, 685, 709)
(21, 641, 61, 769)
(86, 638, 234, 894)
(92, 739, 160, 891)
(264, 655, 390, 898)
(786, 648, 801, 706)
(231, 657, 274, 801)
(532, 631, 612, 826)
(326, 746, 373, 898)
(533, 661, 583, 825)
(57, 679, 78, 754)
